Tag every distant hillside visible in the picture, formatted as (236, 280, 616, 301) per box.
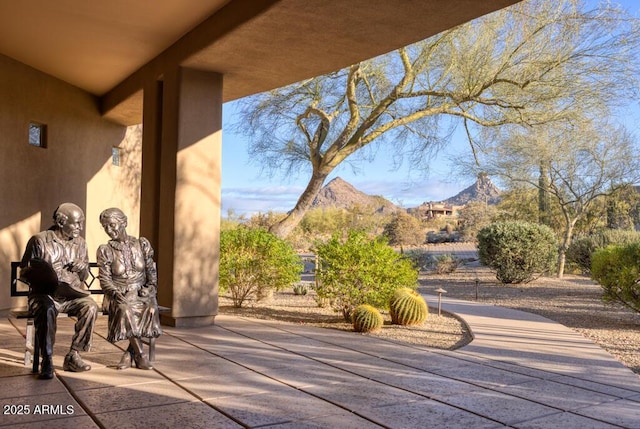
(310, 175, 500, 215)
(441, 173, 501, 206)
(311, 177, 401, 213)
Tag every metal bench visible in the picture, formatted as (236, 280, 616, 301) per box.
(9, 262, 168, 371)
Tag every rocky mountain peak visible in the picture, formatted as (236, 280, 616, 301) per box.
(311, 177, 400, 213)
(442, 173, 501, 205)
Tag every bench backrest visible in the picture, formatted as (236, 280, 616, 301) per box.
(10, 261, 104, 297)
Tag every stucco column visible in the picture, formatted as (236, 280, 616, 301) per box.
(141, 82, 162, 249)
(143, 67, 222, 327)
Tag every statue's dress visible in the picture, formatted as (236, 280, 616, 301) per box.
(97, 237, 162, 343)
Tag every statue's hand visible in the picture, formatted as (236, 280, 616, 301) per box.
(66, 259, 88, 273)
(57, 269, 78, 285)
(112, 291, 127, 304)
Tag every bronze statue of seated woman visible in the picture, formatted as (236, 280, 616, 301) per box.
(97, 208, 162, 370)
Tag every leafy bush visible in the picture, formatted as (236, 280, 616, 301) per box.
(401, 249, 431, 271)
(389, 287, 428, 326)
(244, 211, 286, 230)
(591, 243, 640, 314)
(477, 221, 557, 284)
(220, 227, 302, 307)
(566, 230, 640, 273)
(299, 206, 383, 241)
(383, 212, 424, 247)
(457, 201, 499, 242)
(565, 236, 600, 274)
(426, 230, 460, 244)
(432, 254, 461, 274)
(315, 231, 418, 321)
(352, 304, 384, 333)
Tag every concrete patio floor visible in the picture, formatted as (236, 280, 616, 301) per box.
(1, 296, 639, 429)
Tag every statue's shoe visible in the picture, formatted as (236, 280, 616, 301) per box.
(63, 351, 91, 372)
(134, 353, 153, 370)
(38, 357, 54, 379)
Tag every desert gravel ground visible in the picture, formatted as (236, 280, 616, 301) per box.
(219, 286, 472, 351)
(220, 262, 640, 376)
(421, 262, 640, 376)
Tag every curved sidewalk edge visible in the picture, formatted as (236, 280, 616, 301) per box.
(425, 294, 640, 391)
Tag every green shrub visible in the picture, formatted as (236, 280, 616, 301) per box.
(565, 236, 600, 274)
(383, 212, 424, 247)
(299, 206, 382, 242)
(432, 254, 461, 274)
(220, 227, 302, 307)
(426, 230, 459, 244)
(315, 231, 419, 321)
(389, 287, 428, 326)
(400, 249, 430, 272)
(477, 221, 557, 284)
(352, 304, 384, 333)
(591, 244, 640, 314)
(458, 201, 499, 242)
(566, 230, 640, 273)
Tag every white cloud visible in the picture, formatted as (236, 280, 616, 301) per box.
(222, 186, 304, 216)
(223, 185, 304, 197)
(221, 178, 468, 217)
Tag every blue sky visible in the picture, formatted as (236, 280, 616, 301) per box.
(220, 106, 470, 216)
(220, 0, 640, 217)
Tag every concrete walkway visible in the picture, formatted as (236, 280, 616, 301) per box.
(1, 297, 639, 429)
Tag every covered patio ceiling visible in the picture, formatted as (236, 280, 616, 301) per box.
(0, 0, 521, 124)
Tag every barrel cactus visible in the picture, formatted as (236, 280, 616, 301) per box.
(352, 304, 384, 333)
(389, 287, 428, 326)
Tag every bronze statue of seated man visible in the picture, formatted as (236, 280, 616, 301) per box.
(20, 203, 98, 379)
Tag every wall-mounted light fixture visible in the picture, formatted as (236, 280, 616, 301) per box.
(29, 122, 47, 148)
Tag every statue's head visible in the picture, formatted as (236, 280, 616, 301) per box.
(99, 207, 128, 241)
(53, 203, 85, 240)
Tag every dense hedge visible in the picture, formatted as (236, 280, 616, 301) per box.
(591, 243, 640, 314)
(566, 230, 640, 273)
(477, 221, 557, 284)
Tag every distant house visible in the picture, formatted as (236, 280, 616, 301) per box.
(410, 202, 464, 220)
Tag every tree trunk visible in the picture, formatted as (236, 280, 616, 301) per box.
(557, 247, 567, 279)
(557, 221, 575, 279)
(269, 171, 329, 238)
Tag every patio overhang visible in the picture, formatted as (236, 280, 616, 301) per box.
(0, 0, 521, 125)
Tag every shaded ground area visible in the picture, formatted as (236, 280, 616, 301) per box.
(3, 311, 640, 429)
(3, 241, 639, 428)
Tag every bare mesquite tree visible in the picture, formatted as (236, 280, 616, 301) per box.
(233, 0, 640, 238)
(474, 121, 640, 278)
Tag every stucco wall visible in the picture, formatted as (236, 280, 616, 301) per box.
(0, 54, 141, 313)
